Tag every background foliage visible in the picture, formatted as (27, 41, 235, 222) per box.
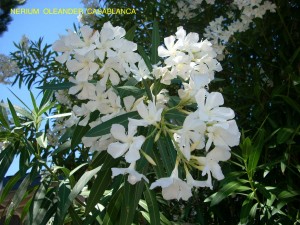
(0, 0, 299, 224)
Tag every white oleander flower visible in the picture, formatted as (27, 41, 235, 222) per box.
(107, 123, 145, 163)
(196, 147, 231, 189)
(186, 169, 209, 188)
(178, 78, 206, 102)
(131, 60, 152, 81)
(129, 100, 163, 127)
(174, 112, 206, 160)
(64, 112, 80, 127)
(0, 54, 20, 84)
(150, 166, 192, 201)
(152, 65, 176, 85)
(206, 120, 240, 151)
(66, 52, 99, 81)
(52, 30, 77, 63)
(98, 57, 124, 85)
(195, 89, 235, 122)
(83, 134, 114, 152)
(112, 162, 149, 185)
(68, 77, 96, 100)
(158, 35, 182, 61)
(73, 25, 99, 56)
(72, 103, 91, 126)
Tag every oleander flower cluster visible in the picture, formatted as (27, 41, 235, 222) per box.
(0, 54, 20, 84)
(51, 22, 240, 201)
(171, 0, 276, 59)
(204, 0, 276, 59)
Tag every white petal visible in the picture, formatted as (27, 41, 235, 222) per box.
(210, 162, 225, 180)
(107, 142, 129, 159)
(158, 46, 170, 58)
(164, 35, 175, 50)
(110, 124, 127, 142)
(206, 92, 224, 110)
(66, 59, 83, 72)
(150, 177, 173, 189)
(111, 167, 128, 177)
(125, 147, 140, 163)
(123, 96, 135, 112)
(208, 147, 231, 162)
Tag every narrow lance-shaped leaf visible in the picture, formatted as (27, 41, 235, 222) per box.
(144, 184, 160, 225)
(56, 166, 102, 225)
(85, 111, 140, 137)
(102, 187, 124, 225)
(37, 82, 75, 90)
(0, 103, 10, 128)
(30, 90, 38, 114)
(7, 99, 21, 127)
(85, 155, 119, 215)
(125, 24, 137, 41)
(247, 129, 265, 178)
(205, 181, 242, 206)
(0, 145, 17, 182)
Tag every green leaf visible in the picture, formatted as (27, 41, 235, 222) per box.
(52, 140, 71, 155)
(137, 45, 153, 101)
(240, 137, 252, 160)
(150, 20, 160, 64)
(276, 128, 294, 144)
(30, 90, 38, 113)
(115, 85, 145, 98)
(0, 173, 21, 204)
(144, 185, 160, 225)
(53, 166, 75, 188)
(119, 180, 146, 225)
(39, 88, 53, 108)
(278, 190, 299, 199)
(164, 109, 186, 124)
(0, 104, 10, 128)
(0, 145, 17, 182)
(68, 206, 82, 225)
(249, 203, 258, 218)
(38, 102, 55, 117)
(56, 166, 102, 224)
(28, 176, 56, 225)
(54, 182, 71, 224)
(1, 103, 34, 120)
(85, 155, 118, 215)
(240, 197, 253, 224)
(276, 95, 300, 114)
(85, 111, 140, 137)
(125, 24, 137, 41)
(71, 123, 91, 149)
(247, 129, 265, 178)
(36, 132, 47, 148)
(138, 45, 153, 72)
(37, 82, 75, 90)
(7, 99, 21, 127)
(157, 134, 176, 175)
(102, 187, 124, 225)
(5, 174, 31, 220)
(206, 181, 242, 206)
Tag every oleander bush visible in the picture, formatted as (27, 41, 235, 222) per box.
(0, 0, 299, 224)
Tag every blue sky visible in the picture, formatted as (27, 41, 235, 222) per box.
(1, 0, 83, 175)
